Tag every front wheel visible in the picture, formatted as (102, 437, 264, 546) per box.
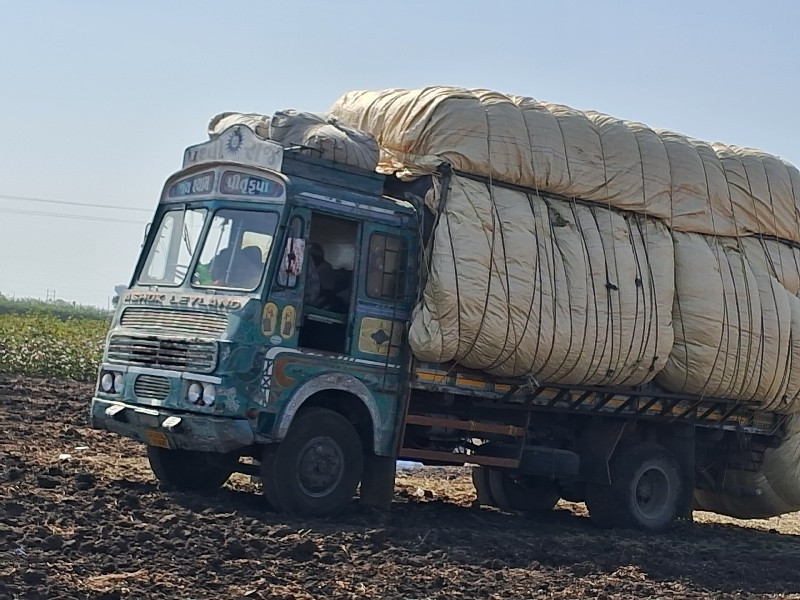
(147, 446, 235, 491)
(585, 443, 683, 532)
(261, 408, 364, 516)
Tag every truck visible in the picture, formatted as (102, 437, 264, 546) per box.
(90, 121, 792, 532)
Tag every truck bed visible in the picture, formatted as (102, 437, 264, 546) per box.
(409, 361, 783, 437)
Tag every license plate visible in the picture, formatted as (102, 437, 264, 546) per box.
(146, 429, 171, 449)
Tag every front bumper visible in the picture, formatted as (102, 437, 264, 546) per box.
(90, 397, 255, 453)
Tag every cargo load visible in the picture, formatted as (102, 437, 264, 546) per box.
(331, 87, 800, 413)
(208, 109, 379, 171)
(661, 233, 800, 413)
(408, 174, 675, 386)
(695, 415, 800, 518)
(331, 87, 800, 243)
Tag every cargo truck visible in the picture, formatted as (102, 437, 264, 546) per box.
(91, 122, 791, 532)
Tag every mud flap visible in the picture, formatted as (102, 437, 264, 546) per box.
(577, 420, 627, 485)
(360, 454, 396, 510)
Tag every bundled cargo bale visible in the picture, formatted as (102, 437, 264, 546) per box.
(694, 415, 800, 518)
(739, 237, 800, 413)
(740, 237, 800, 295)
(331, 87, 800, 243)
(208, 110, 379, 171)
(657, 233, 799, 412)
(409, 175, 675, 384)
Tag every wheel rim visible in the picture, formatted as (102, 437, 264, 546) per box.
(633, 466, 671, 519)
(295, 435, 345, 498)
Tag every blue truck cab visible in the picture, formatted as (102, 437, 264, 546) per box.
(91, 125, 417, 514)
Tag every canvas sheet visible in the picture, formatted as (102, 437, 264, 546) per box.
(331, 87, 800, 243)
(409, 175, 675, 385)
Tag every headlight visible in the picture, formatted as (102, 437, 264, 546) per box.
(113, 373, 124, 393)
(100, 373, 114, 392)
(187, 382, 203, 404)
(201, 383, 216, 406)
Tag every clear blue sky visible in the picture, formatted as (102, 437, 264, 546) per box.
(1, 0, 798, 307)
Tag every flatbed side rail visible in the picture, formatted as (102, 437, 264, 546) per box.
(410, 363, 784, 436)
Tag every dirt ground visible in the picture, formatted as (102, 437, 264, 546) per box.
(1, 375, 799, 599)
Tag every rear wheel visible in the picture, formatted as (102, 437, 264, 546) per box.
(556, 480, 586, 503)
(471, 466, 496, 506)
(260, 408, 364, 516)
(147, 446, 235, 491)
(586, 443, 683, 532)
(482, 468, 560, 513)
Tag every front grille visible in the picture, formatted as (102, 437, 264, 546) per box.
(107, 335, 217, 373)
(134, 375, 171, 401)
(120, 308, 227, 338)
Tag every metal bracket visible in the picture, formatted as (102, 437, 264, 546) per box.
(577, 420, 627, 485)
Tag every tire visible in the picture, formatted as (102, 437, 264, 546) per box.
(557, 480, 586, 503)
(486, 469, 560, 514)
(471, 466, 496, 506)
(260, 407, 364, 517)
(586, 443, 683, 532)
(147, 446, 234, 491)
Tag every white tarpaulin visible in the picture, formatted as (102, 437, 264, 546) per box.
(409, 175, 675, 384)
(331, 87, 800, 244)
(694, 415, 800, 518)
(658, 233, 800, 413)
(208, 109, 379, 171)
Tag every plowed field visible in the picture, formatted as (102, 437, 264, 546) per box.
(1, 375, 799, 599)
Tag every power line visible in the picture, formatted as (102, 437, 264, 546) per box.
(2, 207, 146, 225)
(0, 193, 151, 213)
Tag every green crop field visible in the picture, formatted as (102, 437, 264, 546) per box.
(0, 307, 110, 382)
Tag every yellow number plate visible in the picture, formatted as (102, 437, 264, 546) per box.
(146, 430, 171, 449)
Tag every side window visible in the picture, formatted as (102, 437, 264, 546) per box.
(366, 234, 404, 301)
(277, 216, 305, 288)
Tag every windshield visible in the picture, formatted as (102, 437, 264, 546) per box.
(192, 208, 279, 290)
(139, 208, 207, 286)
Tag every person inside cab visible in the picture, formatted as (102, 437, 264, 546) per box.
(200, 245, 264, 289)
(304, 242, 336, 310)
(228, 245, 265, 289)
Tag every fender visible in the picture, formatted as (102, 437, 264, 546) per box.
(274, 372, 383, 454)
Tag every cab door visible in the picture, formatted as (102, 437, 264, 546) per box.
(349, 221, 415, 370)
(264, 207, 310, 347)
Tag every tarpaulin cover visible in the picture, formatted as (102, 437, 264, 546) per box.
(332, 87, 800, 413)
(208, 109, 379, 171)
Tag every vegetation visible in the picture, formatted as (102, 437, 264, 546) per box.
(0, 296, 109, 381)
(0, 294, 112, 321)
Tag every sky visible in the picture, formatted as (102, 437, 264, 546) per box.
(1, 0, 798, 308)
